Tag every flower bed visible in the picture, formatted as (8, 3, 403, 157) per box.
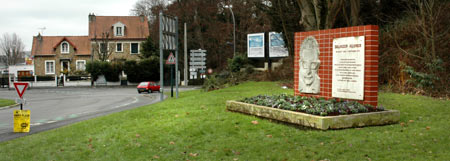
(241, 94, 384, 116)
(227, 94, 400, 130)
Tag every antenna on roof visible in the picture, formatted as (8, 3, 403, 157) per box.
(38, 27, 46, 35)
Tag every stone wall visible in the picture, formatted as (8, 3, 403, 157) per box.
(34, 56, 54, 76)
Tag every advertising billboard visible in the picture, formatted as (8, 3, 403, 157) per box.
(247, 33, 265, 58)
(269, 32, 288, 57)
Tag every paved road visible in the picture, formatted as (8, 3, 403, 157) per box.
(0, 87, 164, 142)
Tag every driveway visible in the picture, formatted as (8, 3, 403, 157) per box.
(0, 87, 163, 142)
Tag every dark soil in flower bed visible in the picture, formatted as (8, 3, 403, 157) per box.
(240, 94, 384, 116)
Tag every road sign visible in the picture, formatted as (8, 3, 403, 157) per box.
(190, 62, 206, 65)
(166, 53, 176, 65)
(190, 65, 207, 69)
(189, 49, 206, 80)
(190, 49, 206, 53)
(13, 82, 29, 98)
(190, 53, 206, 57)
(160, 12, 180, 100)
(189, 57, 206, 61)
(14, 110, 30, 133)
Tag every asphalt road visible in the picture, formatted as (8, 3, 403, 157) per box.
(0, 87, 166, 142)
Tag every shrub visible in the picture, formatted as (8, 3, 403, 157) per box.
(86, 61, 102, 81)
(103, 62, 122, 82)
(123, 57, 160, 83)
(202, 74, 222, 91)
(241, 94, 384, 116)
(86, 61, 121, 82)
(70, 70, 88, 76)
(202, 54, 253, 91)
(227, 54, 248, 73)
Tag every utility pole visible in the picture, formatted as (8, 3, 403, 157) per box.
(175, 17, 179, 98)
(184, 23, 188, 86)
(159, 12, 164, 101)
(224, 5, 236, 57)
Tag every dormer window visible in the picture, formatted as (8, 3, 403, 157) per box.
(61, 41, 69, 54)
(113, 22, 125, 37)
(116, 27, 123, 36)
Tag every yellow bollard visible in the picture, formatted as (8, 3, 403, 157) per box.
(13, 110, 30, 133)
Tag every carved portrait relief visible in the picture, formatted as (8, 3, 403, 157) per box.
(299, 36, 320, 94)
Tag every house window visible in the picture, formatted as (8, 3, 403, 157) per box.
(113, 22, 125, 37)
(45, 60, 55, 74)
(99, 43, 107, 53)
(76, 60, 86, 71)
(61, 42, 69, 54)
(116, 43, 123, 52)
(131, 43, 139, 54)
(116, 27, 123, 36)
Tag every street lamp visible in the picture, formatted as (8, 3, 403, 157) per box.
(224, 5, 236, 57)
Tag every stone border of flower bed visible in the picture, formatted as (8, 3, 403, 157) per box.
(226, 100, 400, 130)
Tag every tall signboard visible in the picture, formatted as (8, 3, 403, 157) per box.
(269, 32, 288, 57)
(189, 49, 207, 79)
(247, 33, 265, 58)
(160, 12, 179, 100)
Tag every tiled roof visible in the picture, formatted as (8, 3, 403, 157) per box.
(31, 36, 91, 56)
(89, 16, 149, 40)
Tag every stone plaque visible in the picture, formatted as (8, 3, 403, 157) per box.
(298, 36, 320, 94)
(332, 36, 365, 100)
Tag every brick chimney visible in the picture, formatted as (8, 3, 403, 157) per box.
(37, 33, 42, 41)
(89, 13, 96, 22)
(140, 14, 145, 22)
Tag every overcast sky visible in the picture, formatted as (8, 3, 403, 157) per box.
(0, 0, 138, 51)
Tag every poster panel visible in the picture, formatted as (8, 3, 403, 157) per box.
(269, 32, 288, 57)
(247, 33, 265, 58)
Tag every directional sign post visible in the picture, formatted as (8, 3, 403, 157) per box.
(189, 49, 207, 80)
(13, 82, 30, 133)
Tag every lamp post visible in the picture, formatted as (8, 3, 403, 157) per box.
(224, 5, 236, 57)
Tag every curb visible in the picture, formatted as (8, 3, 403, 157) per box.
(0, 103, 19, 110)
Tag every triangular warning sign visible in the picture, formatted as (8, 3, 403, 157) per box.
(166, 52, 176, 65)
(14, 82, 29, 98)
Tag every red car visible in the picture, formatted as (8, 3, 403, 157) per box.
(137, 81, 160, 93)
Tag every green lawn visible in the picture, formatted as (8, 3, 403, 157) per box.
(0, 82, 449, 160)
(0, 98, 15, 107)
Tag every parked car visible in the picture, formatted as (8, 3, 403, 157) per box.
(137, 81, 160, 93)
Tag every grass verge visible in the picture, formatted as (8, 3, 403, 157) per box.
(0, 98, 15, 108)
(0, 82, 449, 160)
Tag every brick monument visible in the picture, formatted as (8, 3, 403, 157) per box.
(294, 25, 379, 106)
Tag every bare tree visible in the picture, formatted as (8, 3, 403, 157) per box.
(131, 0, 168, 23)
(409, 0, 445, 61)
(297, 0, 363, 31)
(92, 32, 115, 61)
(0, 33, 25, 67)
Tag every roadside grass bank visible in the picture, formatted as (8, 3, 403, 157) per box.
(0, 98, 15, 108)
(0, 82, 449, 160)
